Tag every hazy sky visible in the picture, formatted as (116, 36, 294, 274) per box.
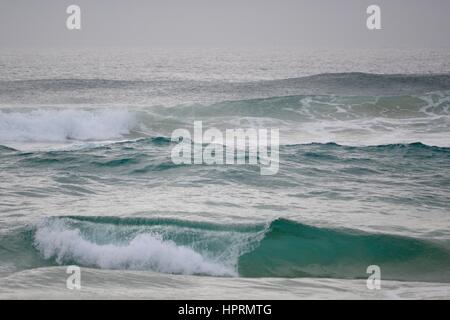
(1, 0, 449, 48)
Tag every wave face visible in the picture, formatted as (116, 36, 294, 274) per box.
(239, 219, 450, 281)
(26, 217, 450, 281)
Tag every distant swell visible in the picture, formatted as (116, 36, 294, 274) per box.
(30, 216, 450, 282)
(2, 72, 450, 107)
(2, 73, 450, 95)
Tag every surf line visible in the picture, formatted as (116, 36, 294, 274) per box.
(170, 121, 279, 175)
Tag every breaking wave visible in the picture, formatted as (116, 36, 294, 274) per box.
(0, 109, 137, 143)
(1, 88, 449, 148)
(26, 216, 450, 281)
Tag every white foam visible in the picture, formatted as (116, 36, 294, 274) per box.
(33, 219, 235, 276)
(0, 109, 136, 143)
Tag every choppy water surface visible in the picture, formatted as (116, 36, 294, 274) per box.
(1, 49, 450, 299)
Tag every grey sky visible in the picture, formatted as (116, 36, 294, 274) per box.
(1, 0, 449, 48)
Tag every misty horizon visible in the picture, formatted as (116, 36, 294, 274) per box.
(1, 0, 450, 49)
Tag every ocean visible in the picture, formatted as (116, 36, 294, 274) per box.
(0, 48, 449, 299)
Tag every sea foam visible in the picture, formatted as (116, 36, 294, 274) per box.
(33, 218, 236, 276)
(0, 109, 136, 143)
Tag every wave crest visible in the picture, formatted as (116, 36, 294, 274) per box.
(34, 218, 238, 276)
